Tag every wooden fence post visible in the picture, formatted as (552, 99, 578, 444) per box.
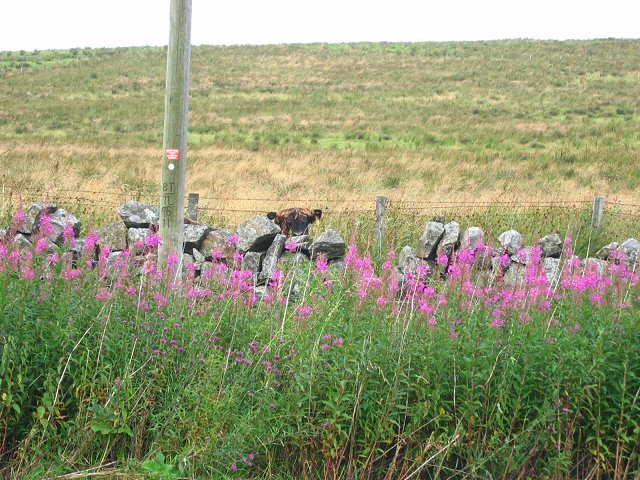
(592, 195, 605, 228)
(375, 196, 387, 257)
(188, 192, 199, 221)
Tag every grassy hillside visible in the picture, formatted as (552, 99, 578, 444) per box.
(0, 40, 639, 208)
(1, 42, 639, 479)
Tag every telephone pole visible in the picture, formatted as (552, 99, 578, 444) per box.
(159, 0, 192, 278)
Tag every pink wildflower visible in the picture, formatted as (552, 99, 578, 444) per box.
(12, 210, 26, 229)
(226, 234, 238, 246)
(285, 239, 297, 252)
(96, 289, 112, 301)
(315, 256, 328, 272)
(457, 250, 474, 265)
(35, 238, 49, 254)
(589, 292, 602, 305)
(63, 224, 75, 247)
(85, 230, 99, 251)
(145, 232, 161, 248)
(38, 214, 55, 237)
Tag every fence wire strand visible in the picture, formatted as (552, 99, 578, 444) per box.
(2, 185, 640, 224)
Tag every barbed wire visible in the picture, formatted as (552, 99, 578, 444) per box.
(1, 184, 601, 207)
(388, 205, 595, 212)
(2, 185, 639, 218)
(611, 212, 640, 218)
(197, 195, 372, 203)
(608, 202, 640, 208)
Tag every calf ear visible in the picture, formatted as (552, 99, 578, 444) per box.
(313, 209, 323, 219)
(267, 212, 277, 220)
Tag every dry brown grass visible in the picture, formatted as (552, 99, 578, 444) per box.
(3, 138, 639, 237)
(5, 139, 637, 206)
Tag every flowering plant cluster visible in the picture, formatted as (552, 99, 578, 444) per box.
(0, 212, 638, 478)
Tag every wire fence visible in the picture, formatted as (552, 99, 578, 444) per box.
(2, 184, 639, 213)
(1, 184, 639, 256)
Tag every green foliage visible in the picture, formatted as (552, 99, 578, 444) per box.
(0, 237, 638, 478)
(142, 453, 180, 480)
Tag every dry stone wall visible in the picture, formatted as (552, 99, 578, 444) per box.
(2, 200, 639, 290)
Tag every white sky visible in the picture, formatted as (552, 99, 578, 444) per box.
(1, 0, 638, 52)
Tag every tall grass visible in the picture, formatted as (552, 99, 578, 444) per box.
(1, 40, 639, 203)
(0, 209, 638, 478)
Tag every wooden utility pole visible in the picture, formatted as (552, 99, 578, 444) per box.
(375, 196, 387, 258)
(159, 0, 192, 276)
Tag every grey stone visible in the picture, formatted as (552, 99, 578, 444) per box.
(620, 238, 640, 271)
(117, 201, 160, 228)
(22, 202, 58, 234)
(491, 255, 509, 277)
(398, 246, 430, 276)
(279, 256, 310, 299)
(278, 252, 309, 270)
(538, 234, 563, 258)
(236, 215, 281, 253)
(183, 224, 209, 250)
(41, 238, 60, 254)
(504, 262, 526, 289)
(128, 260, 145, 277)
(460, 227, 484, 251)
(288, 280, 302, 298)
(97, 221, 128, 251)
(416, 221, 445, 260)
(288, 235, 312, 252)
(106, 251, 126, 277)
(192, 248, 206, 265)
(70, 238, 86, 254)
(399, 246, 417, 269)
(200, 228, 235, 261)
(596, 242, 618, 261)
(13, 233, 33, 249)
(394, 268, 406, 290)
(329, 258, 346, 271)
(201, 261, 213, 274)
(310, 229, 346, 260)
(254, 285, 268, 301)
(71, 238, 97, 261)
(0, 227, 7, 241)
(583, 258, 608, 276)
(127, 228, 149, 253)
(543, 257, 562, 288)
(474, 247, 496, 270)
(294, 252, 309, 264)
(566, 255, 583, 272)
(498, 229, 524, 255)
(242, 251, 264, 274)
(437, 221, 460, 258)
(181, 253, 196, 272)
(47, 208, 82, 245)
(259, 234, 286, 281)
